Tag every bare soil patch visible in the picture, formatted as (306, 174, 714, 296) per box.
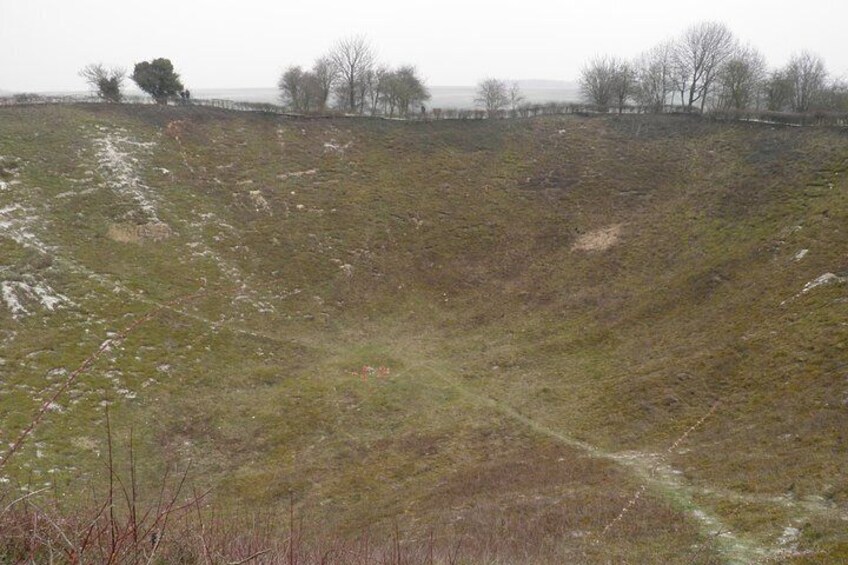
(107, 221, 173, 243)
(572, 224, 623, 252)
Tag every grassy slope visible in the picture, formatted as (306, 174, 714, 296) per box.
(1, 104, 846, 562)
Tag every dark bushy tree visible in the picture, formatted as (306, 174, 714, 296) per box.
(131, 58, 184, 104)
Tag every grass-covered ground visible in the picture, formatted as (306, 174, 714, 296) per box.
(1, 104, 846, 562)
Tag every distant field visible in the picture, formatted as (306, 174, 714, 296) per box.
(194, 83, 581, 109)
(1, 104, 846, 562)
(5, 82, 581, 109)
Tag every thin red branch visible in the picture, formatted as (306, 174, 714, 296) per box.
(0, 285, 208, 470)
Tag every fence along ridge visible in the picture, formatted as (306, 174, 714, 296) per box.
(1, 92, 846, 126)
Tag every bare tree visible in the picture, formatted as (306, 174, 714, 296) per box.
(357, 68, 375, 114)
(508, 82, 525, 112)
(820, 79, 848, 112)
(764, 69, 794, 112)
(635, 42, 674, 112)
(785, 51, 827, 113)
(79, 63, 126, 103)
(611, 61, 636, 113)
(364, 66, 389, 115)
(382, 66, 429, 117)
(580, 56, 632, 110)
(312, 56, 338, 110)
(330, 35, 375, 113)
(673, 21, 737, 111)
(714, 45, 767, 110)
(278, 65, 304, 110)
(278, 66, 325, 112)
(580, 56, 614, 108)
(671, 57, 690, 110)
(300, 73, 322, 112)
(474, 78, 509, 117)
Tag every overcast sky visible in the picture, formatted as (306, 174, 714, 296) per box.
(2, 0, 847, 92)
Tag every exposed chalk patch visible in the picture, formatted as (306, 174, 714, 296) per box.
(800, 272, 845, 294)
(0, 203, 52, 253)
(1, 276, 73, 318)
(323, 141, 352, 153)
(277, 169, 317, 180)
(782, 272, 847, 305)
(249, 190, 271, 213)
(92, 130, 160, 221)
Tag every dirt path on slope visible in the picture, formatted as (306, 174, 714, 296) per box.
(412, 363, 805, 564)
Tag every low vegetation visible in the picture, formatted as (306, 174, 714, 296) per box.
(1, 103, 846, 562)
